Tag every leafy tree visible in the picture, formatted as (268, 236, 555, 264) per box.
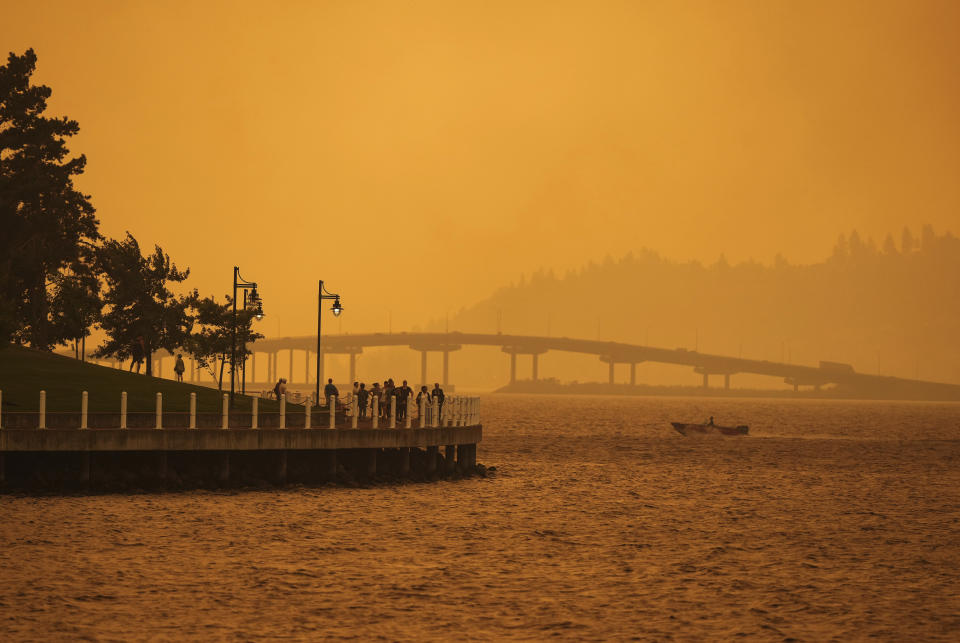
(50, 252, 102, 360)
(94, 233, 191, 376)
(0, 49, 99, 347)
(184, 293, 263, 391)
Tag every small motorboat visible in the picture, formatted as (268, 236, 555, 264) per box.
(672, 422, 749, 436)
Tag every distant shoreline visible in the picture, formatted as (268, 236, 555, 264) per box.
(494, 380, 960, 402)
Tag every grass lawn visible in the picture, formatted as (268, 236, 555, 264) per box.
(0, 345, 300, 413)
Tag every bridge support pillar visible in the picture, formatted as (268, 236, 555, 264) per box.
(724, 374, 730, 390)
(630, 363, 636, 387)
(421, 350, 428, 387)
(288, 348, 294, 384)
(442, 351, 450, 387)
(702, 373, 709, 389)
(305, 350, 310, 385)
(794, 382, 799, 393)
(532, 353, 539, 381)
(350, 352, 357, 384)
(609, 361, 615, 385)
(510, 352, 517, 384)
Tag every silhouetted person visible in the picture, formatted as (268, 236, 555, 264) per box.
(431, 383, 445, 422)
(416, 385, 431, 420)
(707, 416, 715, 426)
(358, 383, 369, 419)
(174, 353, 185, 382)
(130, 336, 145, 373)
(396, 379, 412, 421)
(324, 378, 339, 408)
(370, 382, 382, 417)
(383, 379, 395, 418)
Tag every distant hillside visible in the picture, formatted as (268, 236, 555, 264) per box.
(432, 226, 960, 385)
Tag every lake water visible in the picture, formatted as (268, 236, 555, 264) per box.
(2, 394, 959, 640)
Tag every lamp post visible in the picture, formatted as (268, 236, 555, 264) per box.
(315, 280, 343, 404)
(231, 267, 264, 403)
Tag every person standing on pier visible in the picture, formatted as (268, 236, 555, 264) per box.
(416, 385, 432, 422)
(324, 378, 339, 408)
(431, 383, 445, 422)
(383, 380, 395, 418)
(358, 383, 369, 419)
(371, 382, 382, 418)
(396, 380, 412, 421)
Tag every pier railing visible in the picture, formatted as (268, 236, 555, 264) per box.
(0, 389, 480, 431)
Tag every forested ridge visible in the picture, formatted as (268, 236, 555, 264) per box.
(439, 227, 960, 384)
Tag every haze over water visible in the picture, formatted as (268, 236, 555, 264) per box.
(2, 395, 959, 640)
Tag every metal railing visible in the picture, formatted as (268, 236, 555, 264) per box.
(0, 389, 480, 431)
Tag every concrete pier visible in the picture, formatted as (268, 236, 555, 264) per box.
(0, 423, 482, 490)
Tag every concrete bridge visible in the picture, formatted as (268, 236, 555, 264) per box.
(227, 332, 960, 400)
(80, 332, 960, 400)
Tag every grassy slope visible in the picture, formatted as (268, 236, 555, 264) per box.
(0, 345, 294, 413)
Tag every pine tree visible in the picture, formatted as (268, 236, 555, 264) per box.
(94, 234, 192, 376)
(0, 49, 99, 347)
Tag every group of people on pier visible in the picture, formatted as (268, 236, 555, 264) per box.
(321, 378, 446, 422)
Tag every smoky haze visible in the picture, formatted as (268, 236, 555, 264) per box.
(3, 1, 958, 388)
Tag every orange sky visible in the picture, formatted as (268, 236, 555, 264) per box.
(3, 0, 958, 338)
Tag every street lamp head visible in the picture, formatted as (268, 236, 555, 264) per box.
(331, 297, 343, 317)
(254, 299, 264, 321)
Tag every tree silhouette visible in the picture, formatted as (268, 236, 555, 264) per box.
(0, 49, 99, 347)
(94, 233, 191, 376)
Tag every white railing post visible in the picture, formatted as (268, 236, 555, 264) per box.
(155, 392, 163, 429)
(329, 395, 337, 429)
(120, 391, 128, 429)
(81, 391, 88, 430)
(251, 397, 259, 429)
(447, 399, 453, 427)
(371, 395, 379, 429)
(419, 397, 426, 428)
(351, 398, 358, 429)
(280, 394, 286, 429)
(304, 399, 311, 429)
(221, 394, 229, 429)
(39, 390, 46, 429)
(405, 397, 412, 429)
(389, 395, 397, 429)
(189, 392, 196, 429)
(454, 397, 461, 426)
